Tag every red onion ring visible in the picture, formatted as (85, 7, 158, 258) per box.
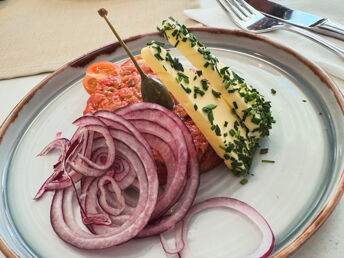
(68, 124, 115, 176)
(98, 175, 125, 216)
(35, 102, 274, 255)
(35, 138, 71, 199)
(175, 197, 275, 258)
(116, 103, 200, 237)
(50, 127, 159, 249)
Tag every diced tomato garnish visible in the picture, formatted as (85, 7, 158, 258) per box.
(86, 61, 120, 77)
(83, 75, 99, 94)
(83, 62, 121, 95)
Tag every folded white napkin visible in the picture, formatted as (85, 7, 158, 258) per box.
(184, 1, 344, 83)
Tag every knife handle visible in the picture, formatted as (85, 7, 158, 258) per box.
(311, 19, 344, 41)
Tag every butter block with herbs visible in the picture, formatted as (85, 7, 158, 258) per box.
(158, 17, 274, 138)
(142, 41, 258, 175)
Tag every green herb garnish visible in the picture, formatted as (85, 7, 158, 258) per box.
(260, 148, 269, 154)
(240, 178, 248, 185)
(262, 160, 275, 163)
(212, 89, 221, 98)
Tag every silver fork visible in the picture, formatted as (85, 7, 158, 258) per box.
(216, 0, 344, 59)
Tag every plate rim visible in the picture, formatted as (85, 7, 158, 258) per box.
(0, 27, 343, 258)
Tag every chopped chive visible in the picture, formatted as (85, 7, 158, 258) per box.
(234, 120, 239, 130)
(260, 148, 269, 154)
(201, 79, 209, 91)
(202, 104, 217, 112)
(194, 86, 205, 98)
(180, 83, 191, 93)
(262, 160, 275, 163)
(177, 72, 189, 84)
(208, 110, 214, 125)
(224, 121, 228, 127)
(154, 53, 164, 61)
(271, 88, 277, 95)
(220, 66, 229, 75)
(225, 81, 231, 89)
(251, 116, 261, 125)
(147, 40, 165, 47)
(240, 178, 248, 185)
(214, 125, 221, 136)
(233, 101, 238, 109)
(196, 70, 202, 76)
(194, 104, 198, 111)
(212, 89, 221, 98)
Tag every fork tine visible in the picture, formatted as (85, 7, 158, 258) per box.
(222, 0, 247, 21)
(231, 0, 251, 17)
(237, 0, 262, 16)
(216, 0, 243, 22)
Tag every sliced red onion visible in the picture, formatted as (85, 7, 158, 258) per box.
(68, 124, 115, 176)
(159, 221, 184, 254)
(116, 103, 200, 237)
(35, 138, 71, 199)
(36, 103, 274, 255)
(50, 128, 159, 249)
(176, 197, 275, 258)
(98, 175, 125, 216)
(94, 111, 153, 157)
(37, 138, 70, 157)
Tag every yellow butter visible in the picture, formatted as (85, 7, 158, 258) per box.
(142, 43, 256, 172)
(160, 19, 274, 138)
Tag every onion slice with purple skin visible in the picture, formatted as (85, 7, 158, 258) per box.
(68, 124, 115, 176)
(35, 102, 274, 255)
(50, 129, 159, 249)
(35, 138, 70, 199)
(116, 103, 200, 237)
(174, 197, 275, 258)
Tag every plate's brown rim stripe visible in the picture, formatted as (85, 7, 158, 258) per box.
(0, 27, 343, 257)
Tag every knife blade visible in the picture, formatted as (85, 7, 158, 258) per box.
(246, 0, 344, 40)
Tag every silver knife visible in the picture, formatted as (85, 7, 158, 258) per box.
(246, 0, 344, 40)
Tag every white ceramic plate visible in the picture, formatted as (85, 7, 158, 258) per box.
(0, 28, 343, 257)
